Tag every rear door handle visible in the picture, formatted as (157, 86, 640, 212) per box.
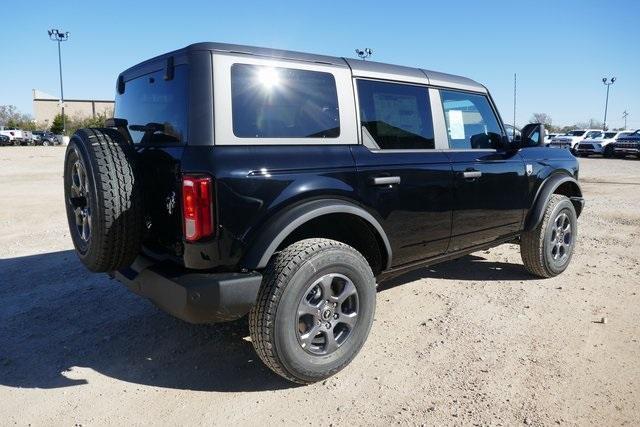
(462, 170, 482, 179)
(371, 176, 401, 186)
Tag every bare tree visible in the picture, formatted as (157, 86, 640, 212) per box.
(0, 105, 35, 129)
(530, 113, 553, 126)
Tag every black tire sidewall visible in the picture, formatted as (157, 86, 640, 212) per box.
(542, 199, 577, 275)
(604, 145, 613, 158)
(63, 136, 104, 263)
(273, 248, 376, 382)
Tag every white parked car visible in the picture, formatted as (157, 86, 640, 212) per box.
(0, 127, 33, 146)
(575, 131, 636, 157)
(548, 129, 602, 153)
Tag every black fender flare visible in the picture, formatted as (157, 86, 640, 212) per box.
(525, 174, 584, 231)
(240, 199, 392, 270)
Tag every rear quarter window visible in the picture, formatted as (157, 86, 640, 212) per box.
(230, 64, 340, 138)
(115, 64, 189, 144)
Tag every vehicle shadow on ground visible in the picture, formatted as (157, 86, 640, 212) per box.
(0, 250, 532, 393)
(0, 250, 294, 393)
(379, 253, 535, 291)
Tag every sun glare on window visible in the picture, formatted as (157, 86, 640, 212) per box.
(257, 67, 280, 89)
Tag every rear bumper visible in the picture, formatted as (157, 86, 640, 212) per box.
(112, 256, 263, 323)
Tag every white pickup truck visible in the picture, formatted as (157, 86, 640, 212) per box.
(548, 129, 602, 153)
(0, 127, 33, 145)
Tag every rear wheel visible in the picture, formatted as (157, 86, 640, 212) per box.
(521, 194, 577, 278)
(249, 238, 376, 384)
(63, 128, 143, 272)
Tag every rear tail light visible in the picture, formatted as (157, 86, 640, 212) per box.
(182, 176, 214, 242)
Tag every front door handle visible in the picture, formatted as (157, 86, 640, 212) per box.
(462, 170, 482, 179)
(371, 176, 401, 186)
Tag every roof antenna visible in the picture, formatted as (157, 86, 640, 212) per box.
(355, 48, 373, 61)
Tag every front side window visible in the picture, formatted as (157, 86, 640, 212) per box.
(231, 64, 339, 138)
(356, 79, 434, 150)
(440, 90, 503, 149)
(115, 65, 189, 144)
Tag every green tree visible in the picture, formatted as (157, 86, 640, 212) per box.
(50, 113, 68, 134)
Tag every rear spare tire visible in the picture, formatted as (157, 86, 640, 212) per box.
(64, 128, 142, 272)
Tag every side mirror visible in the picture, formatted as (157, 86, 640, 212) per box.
(520, 123, 545, 148)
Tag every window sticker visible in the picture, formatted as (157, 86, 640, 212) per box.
(448, 109, 465, 139)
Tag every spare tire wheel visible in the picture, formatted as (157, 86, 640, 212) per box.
(63, 128, 143, 272)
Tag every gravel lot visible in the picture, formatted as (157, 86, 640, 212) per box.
(1, 147, 639, 425)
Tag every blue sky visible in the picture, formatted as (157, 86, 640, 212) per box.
(2, 0, 639, 128)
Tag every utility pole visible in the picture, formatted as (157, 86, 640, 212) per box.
(355, 48, 373, 61)
(622, 110, 629, 130)
(602, 77, 616, 131)
(48, 29, 70, 134)
(513, 73, 517, 134)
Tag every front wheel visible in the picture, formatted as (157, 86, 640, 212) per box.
(249, 238, 376, 384)
(520, 194, 577, 278)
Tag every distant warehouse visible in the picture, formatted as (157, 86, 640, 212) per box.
(32, 89, 114, 127)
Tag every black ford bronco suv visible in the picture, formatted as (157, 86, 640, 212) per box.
(64, 43, 584, 384)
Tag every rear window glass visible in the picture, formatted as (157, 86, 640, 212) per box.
(115, 65, 188, 144)
(231, 64, 340, 138)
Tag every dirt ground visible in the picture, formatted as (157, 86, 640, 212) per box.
(1, 146, 639, 426)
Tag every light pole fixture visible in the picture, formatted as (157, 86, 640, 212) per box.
(601, 77, 616, 131)
(355, 48, 373, 61)
(622, 110, 629, 130)
(48, 29, 70, 134)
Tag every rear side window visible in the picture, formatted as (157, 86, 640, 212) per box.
(356, 79, 435, 150)
(115, 65, 188, 144)
(440, 90, 503, 149)
(231, 64, 340, 138)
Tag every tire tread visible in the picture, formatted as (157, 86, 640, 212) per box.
(66, 128, 142, 272)
(249, 238, 373, 384)
(521, 194, 569, 278)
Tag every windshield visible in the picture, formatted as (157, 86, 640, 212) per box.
(604, 132, 617, 138)
(568, 130, 586, 136)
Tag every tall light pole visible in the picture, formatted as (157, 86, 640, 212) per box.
(622, 110, 629, 130)
(48, 29, 69, 134)
(601, 77, 616, 131)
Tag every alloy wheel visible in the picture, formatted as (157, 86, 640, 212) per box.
(68, 152, 92, 243)
(296, 273, 359, 356)
(549, 211, 572, 264)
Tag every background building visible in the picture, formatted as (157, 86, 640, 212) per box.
(32, 89, 114, 128)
